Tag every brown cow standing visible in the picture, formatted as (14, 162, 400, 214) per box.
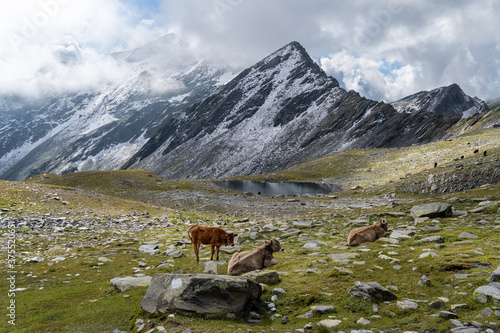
(188, 225, 237, 262)
(227, 237, 284, 275)
(347, 218, 388, 246)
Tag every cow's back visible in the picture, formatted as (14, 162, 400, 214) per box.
(191, 226, 225, 245)
(227, 247, 265, 275)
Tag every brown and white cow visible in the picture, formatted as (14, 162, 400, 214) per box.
(227, 237, 284, 275)
(347, 218, 388, 246)
(188, 225, 237, 262)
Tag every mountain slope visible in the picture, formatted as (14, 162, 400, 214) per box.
(0, 34, 240, 181)
(124, 42, 482, 179)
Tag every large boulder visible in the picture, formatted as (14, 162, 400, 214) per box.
(141, 274, 262, 316)
(410, 203, 452, 219)
(473, 283, 500, 304)
(348, 281, 397, 302)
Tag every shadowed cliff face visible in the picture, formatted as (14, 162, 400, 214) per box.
(124, 42, 482, 180)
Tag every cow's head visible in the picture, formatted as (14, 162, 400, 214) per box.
(266, 237, 284, 252)
(223, 232, 238, 246)
(375, 218, 388, 231)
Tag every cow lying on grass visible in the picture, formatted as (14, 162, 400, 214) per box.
(227, 237, 284, 275)
(188, 225, 237, 262)
(347, 218, 388, 246)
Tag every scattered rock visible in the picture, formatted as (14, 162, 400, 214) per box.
(356, 317, 371, 325)
(138, 244, 159, 255)
(328, 253, 360, 262)
(317, 319, 342, 328)
(389, 230, 412, 240)
(28, 256, 44, 262)
(203, 261, 218, 275)
(416, 235, 445, 243)
(272, 288, 286, 295)
(410, 202, 452, 219)
(490, 266, 500, 282)
(348, 281, 397, 302)
(281, 316, 289, 324)
(419, 275, 431, 286)
(141, 274, 261, 316)
(164, 249, 186, 258)
(242, 270, 280, 285)
(439, 311, 459, 319)
(397, 300, 418, 310)
(110, 276, 152, 292)
(475, 307, 495, 319)
(98, 257, 112, 262)
(457, 232, 478, 239)
(429, 300, 445, 309)
(311, 305, 335, 315)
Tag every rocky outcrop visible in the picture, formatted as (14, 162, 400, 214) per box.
(410, 203, 452, 219)
(141, 274, 262, 316)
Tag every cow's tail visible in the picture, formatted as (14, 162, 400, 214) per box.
(187, 225, 197, 242)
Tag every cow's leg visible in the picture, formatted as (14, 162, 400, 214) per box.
(193, 241, 200, 262)
(210, 244, 215, 260)
(216, 245, 220, 261)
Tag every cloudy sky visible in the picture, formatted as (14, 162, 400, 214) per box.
(1, 0, 499, 102)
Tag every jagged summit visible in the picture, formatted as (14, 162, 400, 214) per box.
(390, 83, 488, 117)
(123, 41, 472, 180)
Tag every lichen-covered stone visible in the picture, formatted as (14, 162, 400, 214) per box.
(410, 203, 452, 219)
(141, 274, 262, 316)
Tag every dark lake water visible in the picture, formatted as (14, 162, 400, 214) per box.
(214, 180, 341, 196)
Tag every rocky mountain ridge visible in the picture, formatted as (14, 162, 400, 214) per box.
(0, 34, 240, 181)
(0, 38, 491, 181)
(124, 41, 488, 179)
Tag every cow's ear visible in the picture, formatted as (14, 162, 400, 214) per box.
(381, 219, 387, 224)
(234, 234, 238, 237)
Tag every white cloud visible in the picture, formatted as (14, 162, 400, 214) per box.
(0, 0, 167, 98)
(0, 0, 498, 101)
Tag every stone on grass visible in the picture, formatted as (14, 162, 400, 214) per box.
(397, 300, 418, 310)
(389, 230, 413, 240)
(475, 307, 494, 319)
(348, 281, 397, 302)
(203, 261, 218, 275)
(419, 275, 431, 286)
(141, 274, 261, 316)
(311, 305, 335, 315)
(241, 270, 280, 285)
(410, 202, 452, 219)
(416, 236, 445, 243)
(473, 284, 500, 304)
(491, 266, 500, 282)
(317, 319, 342, 329)
(163, 249, 185, 258)
(458, 232, 478, 239)
(328, 253, 360, 262)
(429, 300, 445, 309)
(139, 244, 159, 255)
(439, 311, 459, 319)
(111, 276, 152, 292)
